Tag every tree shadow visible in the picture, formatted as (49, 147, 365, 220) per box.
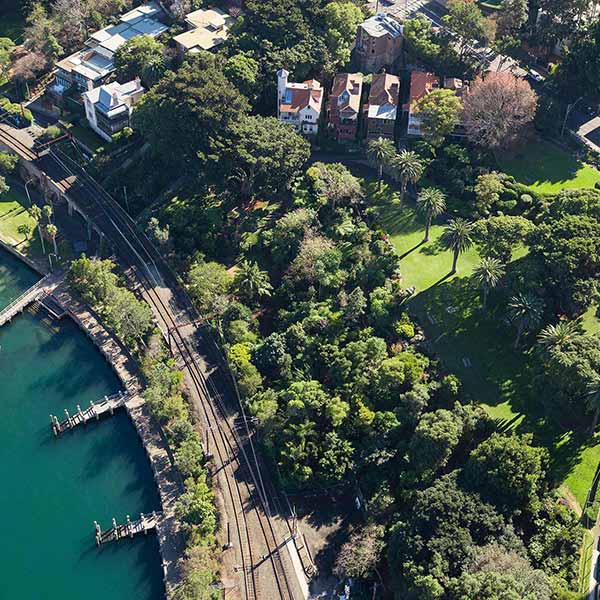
(398, 239, 425, 259)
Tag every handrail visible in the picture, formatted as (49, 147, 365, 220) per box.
(0, 274, 50, 316)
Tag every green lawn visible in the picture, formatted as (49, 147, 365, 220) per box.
(372, 182, 600, 506)
(497, 138, 600, 195)
(0, 187, 37, 248)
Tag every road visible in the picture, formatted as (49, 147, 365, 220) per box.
(0, 125, 309, 600)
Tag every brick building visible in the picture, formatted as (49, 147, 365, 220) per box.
(327, 73, 363, 140)
(366, 72, 400, 141)
(353, 13, 403, 74)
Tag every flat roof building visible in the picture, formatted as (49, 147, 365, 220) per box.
(173, 8, 236, 54)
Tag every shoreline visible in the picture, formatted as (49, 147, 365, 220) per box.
(0, 242, 185, 598)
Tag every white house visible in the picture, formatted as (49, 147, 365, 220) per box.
(173, 7, 235, 55)
(277, 69, 323, 135)
(83, 79, 144, 141)
(53, 2, 168, 94)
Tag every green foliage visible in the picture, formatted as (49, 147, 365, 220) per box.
(176, 474, 217, 540)
(322, 1, 365, 63)
(0, 151, 18, 175)
(463, 433, 547, 515)
(414, 88, 464, 147)
(228, 343, 263, 399)
(113, 35, 165, 86)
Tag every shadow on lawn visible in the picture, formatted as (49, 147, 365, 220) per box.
(410, 274, 599, 487)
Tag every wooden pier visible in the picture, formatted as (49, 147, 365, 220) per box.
(50, 391, 128, 435)
(94, 512, 161, 546)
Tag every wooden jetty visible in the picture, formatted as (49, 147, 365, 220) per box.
(94, 512, 161, 546)
(0, 275, 51, 327)
(50, 391, 128, 436)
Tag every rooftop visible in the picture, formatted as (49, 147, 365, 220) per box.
(360, 13, 403, 39)
(331, 73, 363, 114)
(367, 73, 400, 121)
(404, 71, 440, 111)
(174, 7, 236, 52)
(280, 79, 323, 114)
(83, 79, 144, 116)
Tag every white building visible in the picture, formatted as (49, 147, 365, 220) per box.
(83, 79, 144, 141)
(53, 2, 168, 94)
(277, 69, 323, 136)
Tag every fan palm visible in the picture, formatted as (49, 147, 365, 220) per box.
(234, 260, 273, 302)
(367, 137, 395, 190)
(416, 187, 446, 242)
(392, 150, 425, 207)
(440, 218, 474, 274)
(537, 320, 582, 352)
(507, 292, 544, 348)
(472, 257, 505, 310)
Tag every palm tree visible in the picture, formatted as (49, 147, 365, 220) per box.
(391, 150, 424, 206)
(28, 204, 45, 254)
(234, 260, 273, 302)
(507, 292, 544, 348)
(472, 257, 505, 310)
(537, 320, 582, 352)
(440, 218, 474, 274)
(367, 137, 395, 191)
(46, 223, 58, 255)
(416, 187, 446, 242)
(142, 57, 166, 87)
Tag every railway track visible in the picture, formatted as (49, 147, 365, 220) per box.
(43, 143, 299, 600)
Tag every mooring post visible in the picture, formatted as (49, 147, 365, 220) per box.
(50, 414, 56, 436)
(64, 408, 71, 428)
(91, 399, 98, 421)
(112, 517, 118, 541)
(94, 520, 101, 545)
(127, 514, 133, 538)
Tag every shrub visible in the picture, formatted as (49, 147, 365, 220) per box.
(40, 125, 61, 141)
(395, 321, 415, 340)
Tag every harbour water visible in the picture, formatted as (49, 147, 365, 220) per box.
(0, 249, 164, 599)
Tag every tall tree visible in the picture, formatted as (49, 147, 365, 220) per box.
(537, 320, 583, 352)
(416, 187, 446, 242)
(472, 257, 505, 309)
(113, 35, 166, 87)
(322, 1, 365, 64)
(46, 223, 58, 255)
(28, 204, 45, 254)
(441, 218, 474, 274)
(507, 292, 544, 348)
(367, 137, 395, 190)
(463, 73, 537, 149)
(414, 89, 463, 148)
(443, 0, 492, 61)
(392, 150, 425, 207)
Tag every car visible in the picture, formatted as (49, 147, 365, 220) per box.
(527, 69, 545, 83)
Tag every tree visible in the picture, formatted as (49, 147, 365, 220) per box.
(414, 88, 463, 148)
(441, 218, 474, 274)
(224, 53, 260, 102)
(219, 115, 310, 200)
(17, 223, 32, 240)
(463, 432, 547, 514)
(0, 151, 18, 175)
(133, 53, 249, 171)
(234, 260, 273, 303)
(43, 204, 53, 223)
(463, 73, 538, 149)
(496, 0, 528, 37)
(473, 257, 505, 309)
(443, 0, 492, 61)
(322, 1, 365, 63)
(307, 162, 363, 210)
(472, 215, 534, 263)
(46, 223, 58, 255)
(187, 258, 232, 315)
(28, 204, 45, 254)
(176, 544, 218, 600)
(0, 37, 15, 82)
(367, 137, 395, 190)
(68, 255, 118, 305)
(0, 175, 8, 195)
(537, 320, 583, 352)
(507, 292, 544, 348)
(474, 173, 504, 216)
(333, 524, 385, 579)
(113, 35, 165, 86)
(416, 187, 446, 242)
(107, 287, 153, 348)
(175, 474, 216, 538)
(391, 150, 425, 206)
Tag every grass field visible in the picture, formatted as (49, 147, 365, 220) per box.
(497, 138, 600, 195)
(371, 181, 600, 506)
(0, 187, 37, 248)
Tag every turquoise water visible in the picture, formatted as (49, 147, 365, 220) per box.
(0, 249, 164, 600)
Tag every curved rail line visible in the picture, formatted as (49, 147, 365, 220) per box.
(46, 143, 297, 600)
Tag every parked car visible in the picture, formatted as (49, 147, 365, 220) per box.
(527, 69, 545, 83)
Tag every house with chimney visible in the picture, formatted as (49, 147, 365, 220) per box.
(82, 79, 144, 141)
(353, 13, 403, 73)
(277, 69, 323, 135)
(328, 73, 363, 141)
(404, 71, 468, 137)
(366, 72, 400, 140)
